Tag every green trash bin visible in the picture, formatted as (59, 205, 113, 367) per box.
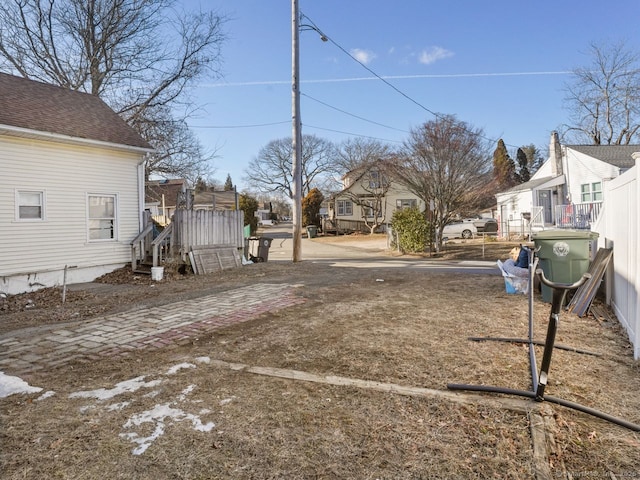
(306, 225, 318, 238)
(533, 229, 599, 302)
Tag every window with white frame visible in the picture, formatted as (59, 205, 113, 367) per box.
(396, 199, 417, 210)
(16, 190, 45, 220)
(362, 200, 374, 218)
(580, 182, 603, 202)
(88, 194, 117, 240)
(368, 171, 381, 189)
(337, 199, 353, 216)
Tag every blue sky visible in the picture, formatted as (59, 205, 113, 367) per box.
(182, 0, 640, 191)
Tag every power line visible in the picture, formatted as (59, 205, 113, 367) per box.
(303, 123, 403, 144)
(301, 92, 409, 133)
(300, 12, 523, 150)
(189, 120, 290, 129)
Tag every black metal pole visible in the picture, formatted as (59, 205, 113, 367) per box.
(535, 286, 567, 401)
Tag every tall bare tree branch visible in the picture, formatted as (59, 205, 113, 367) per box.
(244, 135, 339, 199)
(391, 115, 492, 251)
(0, 0, 227, 180)
(563, 41, 640, 145)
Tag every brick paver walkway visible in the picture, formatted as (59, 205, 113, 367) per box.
(0, 283, 305, 376)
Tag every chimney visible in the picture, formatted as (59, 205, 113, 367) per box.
(549, 131, 562, 176)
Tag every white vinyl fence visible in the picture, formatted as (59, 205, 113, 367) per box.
(593, 155, 640, 359)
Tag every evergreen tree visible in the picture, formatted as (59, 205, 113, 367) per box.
(194, 177, 208, 192)
(224, 174, 234, 191)
(492, 139, 517, 188)
(515, 148, 531, 183)
(302, 188, 324, 227)
(520, 144, 544, 175)
(239, 193, 259, 234)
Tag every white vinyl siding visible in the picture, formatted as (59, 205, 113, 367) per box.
(565, 149, 618, 204)
(0, 135, 143, 276)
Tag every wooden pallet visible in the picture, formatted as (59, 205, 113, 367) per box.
(567, 247, 613, 317)
(189, 244, 242, 275)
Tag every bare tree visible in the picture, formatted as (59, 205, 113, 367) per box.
(244, 135, 338, 199)
(340, 159, 392, 234)
(392, 115, 491, 251)
(563, 41, 640, 145)
(0, 0, 226, 179)
(335, 138, 395, 173)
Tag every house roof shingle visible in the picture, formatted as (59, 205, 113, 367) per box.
(567, 144, 640, 169)
(0, 72, 151, 150)
(145, 179, 187, 205)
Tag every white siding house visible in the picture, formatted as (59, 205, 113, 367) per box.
(496, 132, 638, 237)
(0, 73, 152, 294)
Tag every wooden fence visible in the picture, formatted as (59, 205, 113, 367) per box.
(172, 209, 244, 259)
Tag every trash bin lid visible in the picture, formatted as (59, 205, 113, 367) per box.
(532, 229, 599, 240)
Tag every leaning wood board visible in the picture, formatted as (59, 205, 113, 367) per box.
(190, 244, 242, 275)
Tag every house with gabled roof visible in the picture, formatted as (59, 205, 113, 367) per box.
(496, 132, 639, 237)
(0, 73, 153, 294)
(145, 178, 188, 225)
(328, 160, 424, 233)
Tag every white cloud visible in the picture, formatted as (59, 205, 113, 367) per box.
(350, 48, 377, 65)
(419, 46, 454, 65)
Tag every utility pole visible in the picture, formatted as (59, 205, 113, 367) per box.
(291, 0, 302, 262)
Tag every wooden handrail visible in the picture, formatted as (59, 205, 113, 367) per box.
(152, 223, 173, 267)
(130, 223, 154, 270)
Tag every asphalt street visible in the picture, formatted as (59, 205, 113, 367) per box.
(258, 222, 500, 275)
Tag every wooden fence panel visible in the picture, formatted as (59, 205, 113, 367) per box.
(172, 209, 244, 258)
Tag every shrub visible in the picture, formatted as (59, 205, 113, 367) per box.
(391, 208, 430, 253)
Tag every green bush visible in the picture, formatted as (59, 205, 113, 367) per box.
(391, 208, 430, 253)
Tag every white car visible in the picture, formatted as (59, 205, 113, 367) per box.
(442, 219, 477, 239)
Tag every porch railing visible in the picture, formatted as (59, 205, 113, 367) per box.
(555, 202, 602, 229)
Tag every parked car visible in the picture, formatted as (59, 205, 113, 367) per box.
(442, 219, 477, 239)
(473, 217, 498, 234)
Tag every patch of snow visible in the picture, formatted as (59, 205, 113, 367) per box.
(219, 396, 236, 406)
(194, 356, 210, 364)
(178, 384, 196, 401)
(165, 363, 196, 375)
(36, 390, 56, 401)
(120, 403, 215, 455)
(0, 371, 43, 398)
(69, 376, 162, 401)
(108, 401, 131, 411)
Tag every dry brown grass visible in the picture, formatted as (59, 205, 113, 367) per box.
(1, 238, 639, 478)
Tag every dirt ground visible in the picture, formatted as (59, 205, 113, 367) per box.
(1, 237, 639, 479)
